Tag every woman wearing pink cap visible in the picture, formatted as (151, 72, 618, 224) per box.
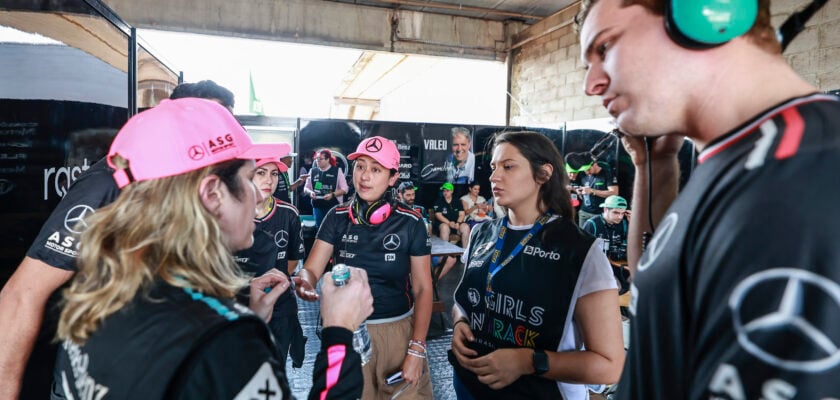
(235, 156, 307, 368)
(53, 98, 373, 399)
(295, 136, 434, 399)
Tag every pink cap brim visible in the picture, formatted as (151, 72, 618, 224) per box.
(239, 143, 291, 162)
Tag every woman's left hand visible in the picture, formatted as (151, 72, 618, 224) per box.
(401, 353, 426, 386)
(460, 348, 530, 390)
(248, 269, 289, 322)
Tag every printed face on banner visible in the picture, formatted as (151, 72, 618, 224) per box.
(421, 125, 474, 184)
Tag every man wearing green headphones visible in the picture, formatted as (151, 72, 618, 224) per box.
(578, 0, 840, 399)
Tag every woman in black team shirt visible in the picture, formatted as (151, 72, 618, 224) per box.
(54, 98, 372, 399)
(296, 136, 434, 399)
(235, 156, 307, 367)
(449, 131, 625, 399)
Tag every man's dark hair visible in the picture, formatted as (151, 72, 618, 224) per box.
(170, 80, 235, 109)
(574, 0, 779, 53)
(397, 181, 416, 194)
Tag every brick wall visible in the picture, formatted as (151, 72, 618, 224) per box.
(509, 0, 840, 127)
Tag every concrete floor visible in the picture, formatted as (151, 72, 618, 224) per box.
(285, 262, 465, 399)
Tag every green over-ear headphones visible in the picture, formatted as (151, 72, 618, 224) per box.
(666, 0, 758, 49)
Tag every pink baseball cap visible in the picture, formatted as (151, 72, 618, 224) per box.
(256, 157, 289, 173)
(107, 98, 290, 188)
(348, 136, 400, 170)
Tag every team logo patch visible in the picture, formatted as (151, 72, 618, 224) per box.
(729, 268, 840, 372)
(64, 204, 95, 234)
(365, 137, 383, 152)
(233, 361, 283, 400)
(0, 179, 14, 197)
(637, 212, 678, 272)
(383, 234, 401, 251)
(468, 288, 481, 307)
(188, 145, 205, 160)
(274, 230, 289, 248)
(473, 242, 493, 257)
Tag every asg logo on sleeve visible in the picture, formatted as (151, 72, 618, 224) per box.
(64, 205, 95, 234)
(729, 268, 840, 372)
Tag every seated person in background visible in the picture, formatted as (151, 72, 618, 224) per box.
(435, 182, 470, 278)
(398, 181, 430, 232)
(54, 98, 372, 399)
(582, 195, 629, 263)
(582, 195, 630, 295)
(434, 182, 470, 242)
(460, 183, 492, 228)
(235, 156, 307, 368)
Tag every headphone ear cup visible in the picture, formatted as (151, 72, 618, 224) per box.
(666, 0, 758, 49)
(367, 202, 392, 225)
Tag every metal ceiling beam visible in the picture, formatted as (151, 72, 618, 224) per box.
(102, 0, 527, 61)
(333, 0, 544, 21)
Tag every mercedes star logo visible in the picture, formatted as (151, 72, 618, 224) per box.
(188, 145, 205, 161)
(383, 233, 401, 251)
(729, 268, 840, 372)
(274, 230, 289, 248)
(64, 205, 95, 234)
(365, 138, 383, 153)
(637, 212, 678, 272)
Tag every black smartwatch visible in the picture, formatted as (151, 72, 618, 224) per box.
(532, 348, 549, 376)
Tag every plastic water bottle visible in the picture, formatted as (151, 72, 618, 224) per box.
(583, 184, 592, 207)
(332, 264, 372, 365)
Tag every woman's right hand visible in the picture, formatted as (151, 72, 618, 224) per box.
(451, 319, 478, 367)
(293, 269, 320, 301)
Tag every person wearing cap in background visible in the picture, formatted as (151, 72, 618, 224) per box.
(398, 181, 430, 231)
(0, 82, 238, 398)
(304, 149, 348, 228)
(565, 153, 618, 227)
(582, 195, 629, 263)
(295, 136, 434, 399)
(52, 98, 373, 399)
(273, 152, 309, 204)
(235, 156, 307, 370)
(434, 182, 470, 279)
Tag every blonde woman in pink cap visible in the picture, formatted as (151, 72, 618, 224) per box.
(54, 98, 373, 399)
(295, 136, 434, 399)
